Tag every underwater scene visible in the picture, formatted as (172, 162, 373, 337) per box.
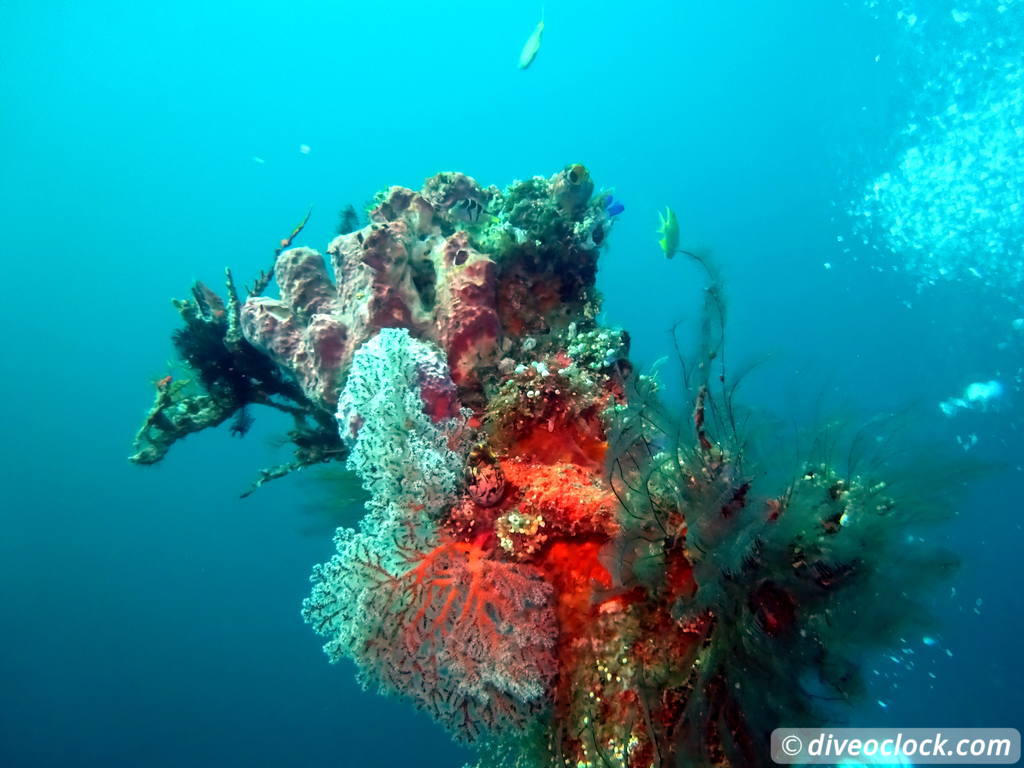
(2, 0, 1023, 766)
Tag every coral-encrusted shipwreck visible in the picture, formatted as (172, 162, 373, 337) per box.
(130, 166, 956, 767)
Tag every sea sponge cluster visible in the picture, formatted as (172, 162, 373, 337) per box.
(240, 168, 616, 409)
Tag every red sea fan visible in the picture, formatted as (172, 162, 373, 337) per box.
(353, 533, 558, 741)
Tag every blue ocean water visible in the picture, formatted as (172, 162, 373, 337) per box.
(1, 0, 1020, 765)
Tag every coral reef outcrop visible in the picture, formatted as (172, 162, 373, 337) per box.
(240, 167, 605, 413)
(130, 165, 957, 767)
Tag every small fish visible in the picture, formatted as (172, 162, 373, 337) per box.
(605, 197, 625, 217)
(451, 196, 486, 224)
(657, 206, 680, 258)
(518, 15, 545, 69)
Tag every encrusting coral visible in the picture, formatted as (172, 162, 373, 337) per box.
(130, 165, 958, 766)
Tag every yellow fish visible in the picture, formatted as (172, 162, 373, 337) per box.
(657, 206, 680, 258)
(518, 16, 544, 69)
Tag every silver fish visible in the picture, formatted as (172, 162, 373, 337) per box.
(451, 197, 486, 223)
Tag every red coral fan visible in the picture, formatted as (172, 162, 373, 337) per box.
(358, 533, 557, 741)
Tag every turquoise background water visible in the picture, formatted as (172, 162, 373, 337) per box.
(1, 1, 1021, 764)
